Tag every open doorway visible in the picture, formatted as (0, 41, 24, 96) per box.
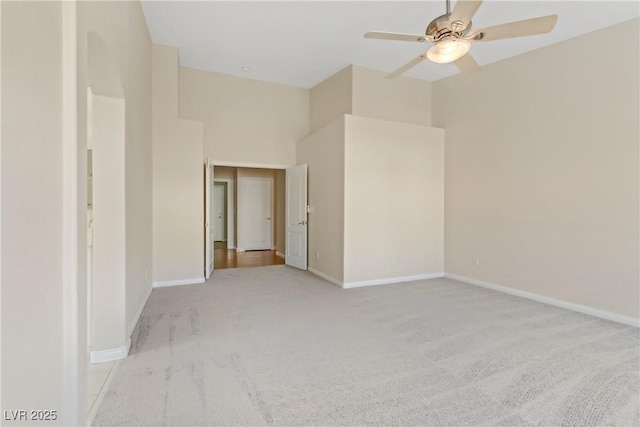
(210, 166, 286, 270)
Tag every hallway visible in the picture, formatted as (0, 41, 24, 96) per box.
(213, 241, 284, 270)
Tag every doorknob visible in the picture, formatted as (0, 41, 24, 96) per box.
(298, 220, 307, 225)
(266, 217, 271, 220)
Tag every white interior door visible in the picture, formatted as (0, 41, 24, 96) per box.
(244, 178, 273, 250)
(213, 184, 225, 241)
(286, 164, 308, 270)
(205, 161, 213, 279)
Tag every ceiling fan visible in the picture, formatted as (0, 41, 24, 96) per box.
(364, 0, 558, 78)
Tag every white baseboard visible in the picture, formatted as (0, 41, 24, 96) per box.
(308, 267, 342, 288)
(236, 248, 245, 253)
(276, 251, 285, 259)
(127, 285, 152, 338)
(90, 338, 131, 364)
(308, 269, 445, 290)
(343, 273, 444, 289)
(153, 277, 205, 288)
(444, 273, 640, 328)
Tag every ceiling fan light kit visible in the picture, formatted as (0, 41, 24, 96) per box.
(364, 0, 558, 78)
(426, 38, 471, 64)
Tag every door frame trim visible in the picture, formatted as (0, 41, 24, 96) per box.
(213, 160, 290, 169)
(213, 179, 232, 245)
(204, 160, 213, 279)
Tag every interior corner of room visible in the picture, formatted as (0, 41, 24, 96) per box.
(1, 0, 638, 425)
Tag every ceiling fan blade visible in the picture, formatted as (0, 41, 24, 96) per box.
(364, 31, 431, 43)
(469, 15, 558, 42)
(386, 54, 427, 79)
(450, 0, 484, 25)
(454, 54, 480, 74)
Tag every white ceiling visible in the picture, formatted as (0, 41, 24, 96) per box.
(141, 1, 639, 88)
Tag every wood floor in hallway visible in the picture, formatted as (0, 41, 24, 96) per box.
(213, 241, 284, 270)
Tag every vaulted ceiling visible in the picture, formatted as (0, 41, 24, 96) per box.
(141, 1, 639, 88)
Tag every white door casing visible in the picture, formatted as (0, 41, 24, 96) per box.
(213, 184, 225, 241)
(243, 177, 273, 250)
(286, 164, 308, 270)
(214, 178, 234, 249)
(204, 161, 213, 279)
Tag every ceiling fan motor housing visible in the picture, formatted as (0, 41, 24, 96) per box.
(426, 13, 472, 41)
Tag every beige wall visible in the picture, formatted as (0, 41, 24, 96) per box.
(309, 65, 432, 134)
(91, 94, 127, 353)
(3, 1, 153, 420)
(433, 19, 640, 319)
(179, 67, 309, 167)
(343, 115, 444, 284)
(78, 0, 154, 352)
(124, 1, 153, 335)
(352, 66, 431, 127)
(309, 66, 353, 133)
(297, 117, 346, 283)
(304, 64, 438, 285)
(152, 45, 204, 285)
(2, 1, 66, 419)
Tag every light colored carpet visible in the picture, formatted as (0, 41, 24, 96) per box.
(94, 265, 640, 426)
